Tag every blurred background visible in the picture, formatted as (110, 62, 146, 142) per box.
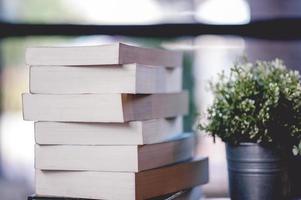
(0, 0, 300, 199)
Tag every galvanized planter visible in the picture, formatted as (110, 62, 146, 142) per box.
(226, 143, 290, 200)
(289, 155, 301, 198)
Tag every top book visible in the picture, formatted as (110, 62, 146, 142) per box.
(26, 43, 183, 67)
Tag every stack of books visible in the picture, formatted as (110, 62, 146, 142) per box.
(23, 43, 209, 200)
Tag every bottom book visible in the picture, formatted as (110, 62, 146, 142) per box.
(35, 158, 208, 200)
(29, 185, 203, 200)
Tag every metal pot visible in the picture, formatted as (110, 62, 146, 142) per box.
(226, 143, 290, 200)
(289, 155, 301, 198)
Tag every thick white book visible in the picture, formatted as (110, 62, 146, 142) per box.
(31, 186, 203, 200)
(22, 92, 188, 122)
(26, 43, 182, 67)
(35, 133, 194, 172)
(35, 117, 182, 145)
(29, 64, 182, 94)
(35, 158, 209, 200)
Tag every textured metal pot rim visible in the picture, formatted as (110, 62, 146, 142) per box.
(226, 142, 284, 162)
(227, 142, 281, 150)
(227, 142, 263, 146)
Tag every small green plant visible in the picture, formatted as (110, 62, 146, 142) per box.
(199, 59, 301, 155)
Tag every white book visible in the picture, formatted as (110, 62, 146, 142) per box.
(26, 43, 182, 67)
(35, 117, 182, 145)
(23, 92, 188, 122)
(31, 186, 203, 200)
(29, 64, 182, 94)
(35, 158, 209, 200)
(35, 133, 194, 172)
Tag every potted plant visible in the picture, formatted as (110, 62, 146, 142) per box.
(199, 59, 301, 200)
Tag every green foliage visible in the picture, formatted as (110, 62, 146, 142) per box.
(199, 59, 301, 155)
